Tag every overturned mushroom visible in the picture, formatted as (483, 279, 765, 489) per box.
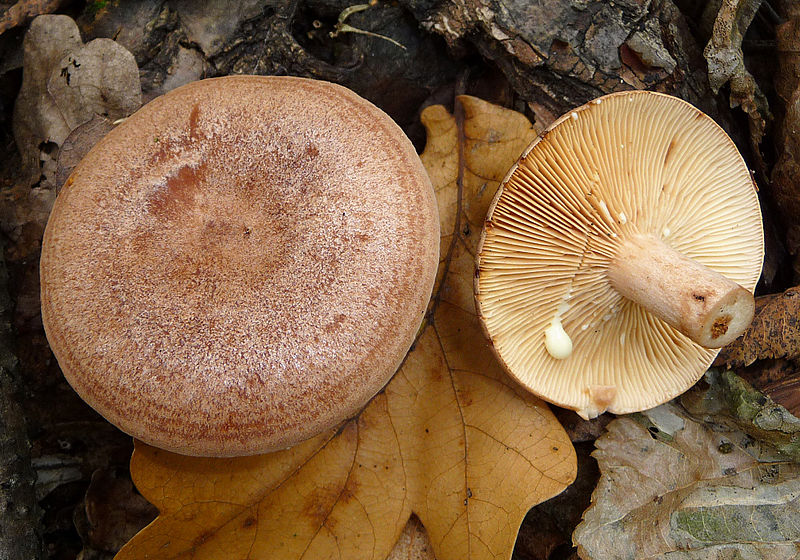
(476, 91, 763, 419)
(40, 76, 439, 457)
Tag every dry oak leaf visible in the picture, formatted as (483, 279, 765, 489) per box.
(115, 95, 576, 560)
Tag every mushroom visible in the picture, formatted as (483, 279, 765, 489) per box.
(475, 91, 763, 419)
(40, 75, 440, 457)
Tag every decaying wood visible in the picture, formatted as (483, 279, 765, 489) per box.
(401, 0, 729, 121)
(0, 0, 63, 36)
(772, 3, 800, 279)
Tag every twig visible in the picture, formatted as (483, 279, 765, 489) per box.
(330, 3, 407, 51)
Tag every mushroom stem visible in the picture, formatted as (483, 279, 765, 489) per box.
(606, 233, 755, 348)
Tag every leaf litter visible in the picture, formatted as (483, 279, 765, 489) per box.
(574, 369, 800, 560)
(715, 286, 800, 417)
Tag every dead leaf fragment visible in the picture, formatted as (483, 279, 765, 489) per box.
(46, 37, 141, 130)
(734, 359, 800, 418)
(115, 96, 575, 560)
(716, 286, 800, 368)
(54, 114, 116, 192)
(703, 0, 770, 156)
(774, 7, 800, 105)
(713, 284, 800, 416)
(12, 14, 83, 185)
(75, 467, 158, 555)
(12, 14, 141, 187)
(574, 399, 800, 560)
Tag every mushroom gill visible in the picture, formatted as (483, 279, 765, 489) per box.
(476, 91, 763, 418)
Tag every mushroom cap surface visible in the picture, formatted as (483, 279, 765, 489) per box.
(41, 76, 439, 456)
(476, 91, 763, 418)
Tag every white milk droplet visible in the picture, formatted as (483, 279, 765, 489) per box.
(618, 212, 627, 224)
(545, 318, 573, 360)
(545, 301, 573, 359)
(662, 226, 671, 238)
(571, 112, 578, 120)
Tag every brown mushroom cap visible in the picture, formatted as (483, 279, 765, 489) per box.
(41, 76, 439, 456)
(476, 91, 763, 419)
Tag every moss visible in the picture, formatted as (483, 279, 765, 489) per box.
(86, 0, 110, 16)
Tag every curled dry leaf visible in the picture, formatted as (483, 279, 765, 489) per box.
(76, 467, 158, 555)
(716, 287, 800, 368)
(115, 96, 576, 560)
(46, 37, 141, 131)
(703, 0, 770, 155)
(574, 396, 800, 560)
(731, 359, 800, 419)
(12, 14, 82, 185)
(714, 284, 800, 416)
(54, 114, 116, 192)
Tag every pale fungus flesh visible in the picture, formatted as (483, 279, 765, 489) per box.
(476, 91, 763, 419)
(41, 76, 440, 457)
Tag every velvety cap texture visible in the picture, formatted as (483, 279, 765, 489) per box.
(41, 76, 440, 456)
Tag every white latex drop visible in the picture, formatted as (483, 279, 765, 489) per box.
(544, 302, 572, 360)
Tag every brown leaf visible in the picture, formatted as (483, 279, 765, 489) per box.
(45, 37, 141, 131)
(774, 3, 800, 105)
(12, 14, 83, 185)
(75, 467, 158, 555)
(55, 114, 116, 192)
(716, 286, 800, 368)
(747, 361, 800, 418)
(114, 96, 576, 560)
